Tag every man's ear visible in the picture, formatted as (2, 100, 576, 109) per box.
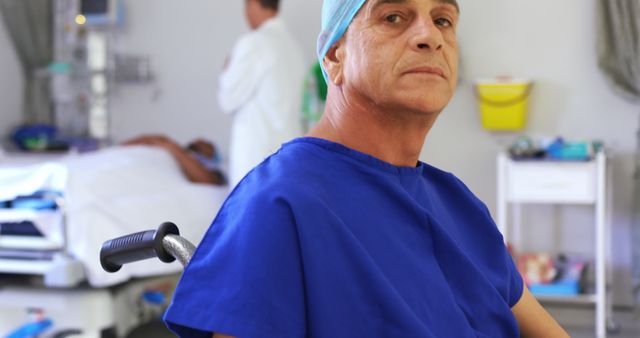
(322, 39, 345, 85)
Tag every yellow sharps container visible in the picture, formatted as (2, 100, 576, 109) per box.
(475, 78, 533, 131)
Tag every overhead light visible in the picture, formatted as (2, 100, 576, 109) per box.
(75, 14, 87, 25)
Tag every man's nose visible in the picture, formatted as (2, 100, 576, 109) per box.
(409, 17, 444, 52)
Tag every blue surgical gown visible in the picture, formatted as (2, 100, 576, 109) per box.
(164, 137, 524, 338)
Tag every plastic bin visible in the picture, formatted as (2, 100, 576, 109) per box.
(475, 78, 533, 131)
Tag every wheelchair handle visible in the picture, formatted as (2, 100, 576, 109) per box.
(100, 222, 196, 273)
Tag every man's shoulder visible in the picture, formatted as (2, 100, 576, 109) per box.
(422, 163, 461, 186)
(256, 18, 303, 55)
(231, 141, 324, 199)
(233, 31, 265, 53)
(236, 19, 285, 47)
(422, 163, 488, 211)
(421, 163, 478, 196)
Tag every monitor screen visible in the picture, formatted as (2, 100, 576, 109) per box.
(81, 0, 108, 15)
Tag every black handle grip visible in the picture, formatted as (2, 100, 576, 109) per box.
(100, 222, 180, 273)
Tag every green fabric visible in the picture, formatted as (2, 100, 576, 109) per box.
(302, 62, 327, 126)
(313, 62, 328, 101)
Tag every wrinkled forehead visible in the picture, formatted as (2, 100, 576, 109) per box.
(363, 0, 459, 14)
(321, 0, 459, 32)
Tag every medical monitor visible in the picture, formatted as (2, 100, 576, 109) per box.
(79, 0, 123, 26)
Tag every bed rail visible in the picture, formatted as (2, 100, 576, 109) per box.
(100, 222, 196, 273)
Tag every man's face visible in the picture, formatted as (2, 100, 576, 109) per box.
(334, 0, 459, 117)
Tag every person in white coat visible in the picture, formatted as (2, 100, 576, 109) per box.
(218, 0, 306, 187)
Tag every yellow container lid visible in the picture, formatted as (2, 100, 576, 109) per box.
(475, 77, 532, 85)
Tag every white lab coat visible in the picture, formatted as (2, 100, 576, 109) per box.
(219, 17, 306, 187)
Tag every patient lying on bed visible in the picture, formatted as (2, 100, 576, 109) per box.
(0, 144, 230, 287)
(123, 135, 226, 186)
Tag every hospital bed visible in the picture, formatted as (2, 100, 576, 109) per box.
(0, 146, 228, 337)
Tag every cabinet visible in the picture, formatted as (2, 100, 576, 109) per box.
(0, 151, 85, 287)
(496, 152, 612, 338)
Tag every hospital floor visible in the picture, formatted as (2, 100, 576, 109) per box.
(130, 306, 640, 338)
(547, 305, 640, 338)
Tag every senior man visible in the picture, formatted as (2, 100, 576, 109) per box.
(164, 0, 569, 337)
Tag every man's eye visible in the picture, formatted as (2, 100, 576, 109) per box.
(385, 14, 402, 24)
(434, 17, 453, 27)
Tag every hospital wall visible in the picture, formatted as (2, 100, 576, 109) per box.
(0, 0, 637, 306)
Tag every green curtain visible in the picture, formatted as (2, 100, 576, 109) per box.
(0, 0, 53, 124)
(597, 0, 640, 303)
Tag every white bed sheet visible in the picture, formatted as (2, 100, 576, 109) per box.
(1, 146, 229, 287)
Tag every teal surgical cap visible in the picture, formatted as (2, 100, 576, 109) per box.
(317, 0, 367, 82)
